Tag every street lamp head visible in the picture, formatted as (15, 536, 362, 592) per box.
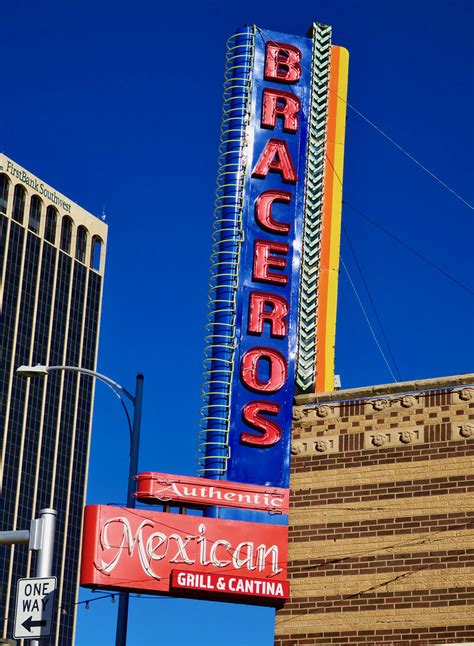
(16, 365, 50, 378)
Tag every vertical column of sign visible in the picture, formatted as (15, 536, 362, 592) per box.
(198, 27, 255, 478)
(224, 29, 311, 490)
(313, 45, 349, 393)
(296, 23, 332, 393)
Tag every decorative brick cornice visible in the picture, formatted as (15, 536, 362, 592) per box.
(295, 373, 474, 406)
(282, 372, 474, 646)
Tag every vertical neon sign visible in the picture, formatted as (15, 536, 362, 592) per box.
(199, 25, 349, 492)
(199, 29, 310, 488)
(225, 32, 311, 488)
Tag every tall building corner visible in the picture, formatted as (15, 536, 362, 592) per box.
(0, 154, 107, 645)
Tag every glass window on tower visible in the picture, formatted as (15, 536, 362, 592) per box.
(60, 216, 73, 253)
(0, 173, 9, 214)
(45, 206, 58, 244)
(28, 195, 42, 234)
(90, 235, 103, 271)
(76, 225, 88, 263)
(12, 185, 26, 223)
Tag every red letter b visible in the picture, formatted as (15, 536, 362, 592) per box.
(264, 42, 302, 84)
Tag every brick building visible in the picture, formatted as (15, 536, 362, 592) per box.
(275, 374, 474, 645)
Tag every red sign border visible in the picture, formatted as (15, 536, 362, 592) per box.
(80, 505, 289, 607)
(135, 472, 289, 514)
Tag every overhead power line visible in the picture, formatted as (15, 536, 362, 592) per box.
(327, 144, 473, 296)
(344, 200, 474, 296)
(340, 256, 399, 383)
(346, 102, 474, 211)
(258, 27, 472, 210)
(328, 87, 474, 211)
(342, 225, 403, 381)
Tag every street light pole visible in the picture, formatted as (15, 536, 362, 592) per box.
(115, 373, 144, 646)
(16, 365, 144, 646)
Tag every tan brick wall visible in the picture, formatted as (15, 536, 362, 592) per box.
(275, 374, 474, 645)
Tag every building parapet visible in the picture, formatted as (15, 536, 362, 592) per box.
(295, 373, 474, 406)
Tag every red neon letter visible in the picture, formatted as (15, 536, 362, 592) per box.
(241, 347, 287, 392)
(264, 42, 302, 84)
(252, 139, 297, 183)
(255, 190, 291, 234)
(241, 401, 282, 446)
(248, 291, 289, 338)
(262, 88, 300, 132)
(253, 240, 289, 285)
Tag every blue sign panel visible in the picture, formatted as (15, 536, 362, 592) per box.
(224, 29, 311, 488)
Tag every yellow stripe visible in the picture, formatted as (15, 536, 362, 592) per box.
(291, 455, 473, 489)
(275, 605, 473, 634)
(322, 47, 349, 391)
(289, 527, 474, 561)
(290, 491, 474, 525)
(289, 566, 474, 599)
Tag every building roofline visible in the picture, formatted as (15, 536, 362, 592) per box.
(295, 373, 474, 406)
(0, 152, 107, 234)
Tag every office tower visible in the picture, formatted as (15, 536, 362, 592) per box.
(0, 154, 107, 644)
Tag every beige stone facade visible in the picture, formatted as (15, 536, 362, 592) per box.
(0, 153, 107, 644)
(275, 374, 474, 645)
(0, 153, 107, 272)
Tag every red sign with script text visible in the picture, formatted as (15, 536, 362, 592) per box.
(135, 472, 289, 514)
(80, 505, 288, 604)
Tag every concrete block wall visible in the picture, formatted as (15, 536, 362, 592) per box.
(275, 374, 474, 645)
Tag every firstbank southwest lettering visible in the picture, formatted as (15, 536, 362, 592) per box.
(5, 160, 72, 212)
(240, 41, 303, 447)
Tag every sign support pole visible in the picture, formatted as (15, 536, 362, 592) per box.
(115, 373, 144, 646)
(30, 509, 56, 646)
(0, 509, 57, 643)
(0, 532, 30, 545)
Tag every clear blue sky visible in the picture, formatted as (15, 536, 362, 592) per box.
(2, 0, 473, 644)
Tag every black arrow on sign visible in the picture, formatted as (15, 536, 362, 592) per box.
(22, 616, 47, 632)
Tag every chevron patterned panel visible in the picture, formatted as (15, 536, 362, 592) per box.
(296, 23, 332, 392)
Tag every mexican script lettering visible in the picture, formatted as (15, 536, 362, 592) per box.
(81, 506, 288, 602)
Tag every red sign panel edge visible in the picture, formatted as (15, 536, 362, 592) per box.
(80, 505, 288, 605)
(135, 472, 289, 514)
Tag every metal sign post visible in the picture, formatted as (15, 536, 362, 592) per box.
(30, 509, 56, 646)
(0, 509, 56, 644)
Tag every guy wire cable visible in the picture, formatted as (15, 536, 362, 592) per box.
(341, 256, 398, 382)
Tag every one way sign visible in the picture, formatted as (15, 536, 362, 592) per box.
(14, 577, 56, 640)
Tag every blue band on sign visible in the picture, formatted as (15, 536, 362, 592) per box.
(198, 27, 255, 479)
(225, 29, 311, 488)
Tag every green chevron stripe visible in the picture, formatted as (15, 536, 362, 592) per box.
(296, 22, 332, 392)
